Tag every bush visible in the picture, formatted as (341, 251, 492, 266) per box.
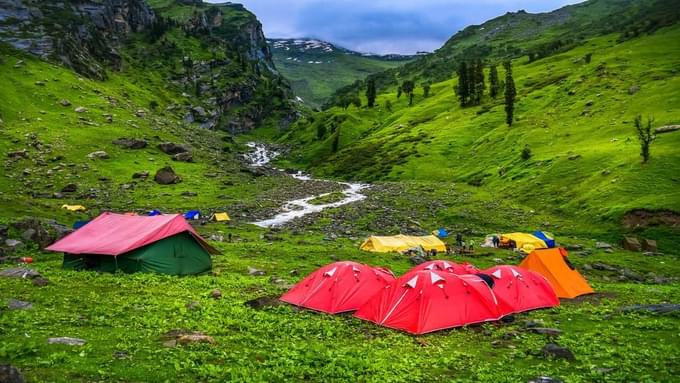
(521, 145, 532, 160)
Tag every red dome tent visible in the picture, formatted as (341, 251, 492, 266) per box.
(354, 271, 502, 334)
(408, 260, 479, 276)
(280, 261, 395, 314)
(481, 265, 559, 315)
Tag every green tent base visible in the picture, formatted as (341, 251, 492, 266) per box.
(63, 232, 212, 275)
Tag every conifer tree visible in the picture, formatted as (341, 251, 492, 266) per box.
(456, 62, 469, 106)
(504, 61, 516, 126)
(402, 80, 415, 106)
(366, 78, 376, 108)
(489, 65, 499, 99)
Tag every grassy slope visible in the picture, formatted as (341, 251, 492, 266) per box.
(278, 26, 680, 239)
(269, 40, 408, 108)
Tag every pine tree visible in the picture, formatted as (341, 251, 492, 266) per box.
(456, 62, 469, 106)
(402, 80, 415, 106)
(366, 78, 376, 108)
(331, 129, 340, 153)
(422, 82, 431, 98)
(397, 86, 402, 99)
(504, 61, 516, 126)
(489, 65, 499, 99)
(473, 60, 485, 105)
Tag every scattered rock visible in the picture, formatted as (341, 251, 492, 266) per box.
(528, 328, 561, 336)
(622, 236, 641, 252)
(134, 109, 147, 118)
(541, 343, 575, 361)
(172, 152, 193, 162)
(186, 301, 201, 310)
(563, 244, 583, 251)
(113, 351, 129, 359)
(568, 154, 581, 160)
(0, 364, 25, 383)
(7, 299, 33, 310)
(59, 99, 71, 107)
(132, 171, 149, 179)
(181, 191, 197, 197)
(48, 337, 86, 346)
(655, 125, 680, 134)
(87, 150, 109, 160)
(628, 85, 640, 95)
(4, 239, 23, 251)
(161, 330, 214, 347)
(245, 296, 283, 310)
(34, 80, 45, 86)
(270, 276, 294, 289)
(210, 289, 222, 299)
(154, 167, 181, 185)
(32, 277, 49, 287)
(248, 266, 265, 276)
(523, 320, 544, 329)
(641, 239, 657, 252)
(74, 106, 87, 113)
(619, 304, 680, 315)
(158, 142, 189, 155)
(0, 268, 41, 279)
(528, 377, 564, 383)
(409, 255, 427, 265)
(595, 242, 613, 249)
(590, 262, 618, 272)
(61, 183, 78, 193)
(112, 138, 147, 149)
(7, 150, 29, 160)
(20, 229, 36, 242)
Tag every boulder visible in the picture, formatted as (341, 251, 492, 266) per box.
(595, 242, 612, 249)
(61, 183, 78, 193)
(248, 266, 265, 276)
(132, 171, 149, 179)
(7, 299, 32, 310)
(112, 138, 147, 149)
(622, 236, 641, 252)
(619, 304, 680, 314)
(172, 152, 193, 162)
(11, 218, 70, 249)
(158, 142, 189, 155)
(87, 151, 109, 160)
(655, 125, 680, 134)
(74, 106, 87, 113)
(528, 377, 564, 383)
(48, 337, 86, 346)
(409, 255, 428, 265)
(528, 328, 561, 336)
(4, 239, 23, 251)
(641, 239, 657, 252)
(210, 289, 222, 299)
(161, 330, 214, 347)
(7, 150, 28, 160)
(32, 277, 50, 287)
(59, 99, 71, 107)
(245, 296, 284, 310)
(154, 167, 181, 185)
(541, 343, 575, 361)
(0, 268, 40, 279)
(0, 364, 24, 383)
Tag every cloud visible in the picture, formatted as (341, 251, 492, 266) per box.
(207, 0, 584, 54)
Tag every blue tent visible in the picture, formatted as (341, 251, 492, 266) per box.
(184, 210, 201, 220)
(533, 231, 556, 248)
(73, 220, 90, 229)
(434, 228, 448, 238)
(148, 210, 162, 216)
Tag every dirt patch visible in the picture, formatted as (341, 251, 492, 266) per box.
(622, 209, 680, 229)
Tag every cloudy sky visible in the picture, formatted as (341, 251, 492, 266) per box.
(207, 0, 584, 54)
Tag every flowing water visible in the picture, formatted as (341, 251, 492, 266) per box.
(245, 142, 368, 227)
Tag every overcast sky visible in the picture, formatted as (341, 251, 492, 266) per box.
(207, 1, 584, 54)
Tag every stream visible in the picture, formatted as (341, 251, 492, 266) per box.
(245, 142, 368, 228)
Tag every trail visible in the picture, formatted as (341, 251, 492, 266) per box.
(245, 142, 368, 227)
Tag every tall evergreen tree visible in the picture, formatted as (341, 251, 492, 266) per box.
(397, 86, 402, 99)
(422, 82, 431, 98)
(473, 60, 485, 105)
(402, 80, 415, 106)
(331, 129, 340, 153)
(504, 61, 516, 126)
(456, 62, 469, 106)
(366, 78, 376, 108)
(489, 65, 499, 99)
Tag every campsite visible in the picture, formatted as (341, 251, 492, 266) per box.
(0, 0, 679, 381)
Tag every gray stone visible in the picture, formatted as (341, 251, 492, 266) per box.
(0, 268, 41, 279)
(641, 239, 657, 252)
(112, 138, 147, 149)
(622, 237, 641, 252)
(528, 328, 561, 336)
(595, 242, 612, 249)
(4, 239, 23, 250)
(48, 337, 86, 346)
(528, 377, 563, 383)
(619, 304, 680, 314)
(409, 255, 427, 265)
(61, 183, 78, 193)
(158, 142, 189, 155)
(87, 150, 109, 160)
(248, 266, 265, 276)
(655, 125, 680, 134)
(7, 299, 33, 310)
(32, 277, 49, 287)
(245, 296, 283, 310)
(132, 171, 149, 179)
(154, 167, 181, 185)
(59, 99, 71, 107)
(172, 152, 193, 162)
(628, 85, 640, 95)
(541, 343, 575, 361)
(74, 106, 87, 113)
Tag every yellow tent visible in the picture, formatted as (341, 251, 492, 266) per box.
(360, 235, 447, 253)
(211, 212, 230, 222)
(62, 204, 86, 212)
(501, 232, 547, 253)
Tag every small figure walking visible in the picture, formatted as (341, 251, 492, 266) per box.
(456, 233, 463, 247)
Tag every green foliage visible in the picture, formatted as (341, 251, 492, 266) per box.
(635, 115, 655, 163)
(521, 145, 532, 160)
(422, 82, 431, 98)
(489, 65, 500, 99)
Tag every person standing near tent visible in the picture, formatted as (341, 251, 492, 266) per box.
(492, 235, 500, 248)
(468, 239, 475, 251)
(456, 233, 463, 247)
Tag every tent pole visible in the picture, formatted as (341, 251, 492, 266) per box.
(114, 256, 118, 272)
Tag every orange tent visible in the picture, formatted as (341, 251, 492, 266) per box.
(519, 248, 594, 299)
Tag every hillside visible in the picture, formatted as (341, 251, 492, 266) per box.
(277, 15, 680, 246)
(0, 0, 300, 220)
(268, 38, 412, 108)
